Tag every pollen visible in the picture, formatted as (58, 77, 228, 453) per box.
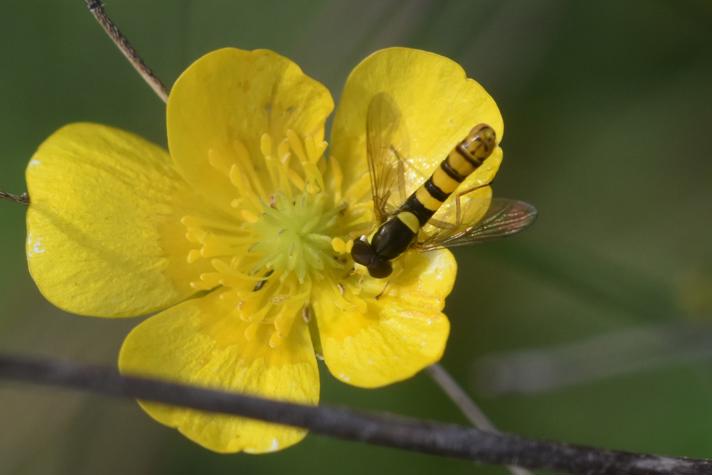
(330, 237, 352, 254)
(180, 130, 367, 347)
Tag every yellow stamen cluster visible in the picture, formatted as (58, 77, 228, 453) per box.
(180, 130, 375, 347)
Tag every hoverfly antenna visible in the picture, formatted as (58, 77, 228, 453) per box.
(461, 124, 496, 161)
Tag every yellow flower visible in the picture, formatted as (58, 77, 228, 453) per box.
(25, 47, 503, 453)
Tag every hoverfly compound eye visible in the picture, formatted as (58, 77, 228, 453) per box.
(463, 124, 497, 160)
(350, 237, 375, 267)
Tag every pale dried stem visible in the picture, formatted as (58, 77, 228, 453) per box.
(0, 191, 29, 205)
(84, 0, 168, 103)
(427, 364, 533, 475)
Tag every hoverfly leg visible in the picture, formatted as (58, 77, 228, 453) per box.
(390, 145, 427, 179)
(455, 191, 462, 227)
(453, 183, 490, 226)
(375, 280, 390, 300)
(426, 183, 490, 231)
(427, 217, 456, 230)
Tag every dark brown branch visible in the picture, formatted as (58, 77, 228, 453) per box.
(0, 353, 709, 475)
(84, 0, 168, 102)
(0, 191, 29, 205)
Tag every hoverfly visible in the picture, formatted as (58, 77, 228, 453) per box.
(351, 92, 537, 278)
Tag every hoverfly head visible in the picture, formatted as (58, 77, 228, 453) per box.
(350, 237, 376, 267)
(366, 259, 392, 279)
(350, 237, 393, 278)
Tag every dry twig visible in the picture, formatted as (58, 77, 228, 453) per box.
(85, 0, 168, 102)
(1, 353, 710, 475)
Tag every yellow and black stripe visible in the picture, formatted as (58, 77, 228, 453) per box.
(352, 124, 496, 278)
(400, 141, 486, 227)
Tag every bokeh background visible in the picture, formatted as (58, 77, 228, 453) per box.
(1, 1, 712, 474)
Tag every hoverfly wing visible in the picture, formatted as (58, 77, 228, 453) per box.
(415, 198, 538, 250)
(366, 92, 410, 222)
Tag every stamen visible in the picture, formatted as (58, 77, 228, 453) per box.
(207, 148, 233, 174)
(178, 129, 372, 348)
(187, 249, 202, 264)
(229, 164, 263, 211)
(331, 237, 349, 254)
(287, 130, 308, 164)
(190, 272, 222, 290)
(259, 133, 272, 158)
(181, 215, 244, 233)
(327, 155, 344, 202)
(244, 322, 261, 341)
(240, 209, 260, 223)
(231, 139, 269, 199)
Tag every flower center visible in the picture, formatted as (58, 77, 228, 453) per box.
(180, 130, 366, 348)
(250, 192, 345, 284)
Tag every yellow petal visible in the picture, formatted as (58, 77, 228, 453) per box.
(167, 48, 334, 207)
(315, 249, 455, 388)
(331, 47, 504, 198)
(119, 290, 319, 453)
(26, 123, 210, 318)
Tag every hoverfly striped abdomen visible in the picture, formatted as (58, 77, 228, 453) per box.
(402, 124, 496, 225)
(352, 124, 497, 278)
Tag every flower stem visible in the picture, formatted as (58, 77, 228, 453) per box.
(0, 352, 709, 475)
(427, 364, 533, 475)
(0, 191, 29, 205)
(84, 0, 168, 103)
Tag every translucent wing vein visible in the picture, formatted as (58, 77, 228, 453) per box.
(366, 92, 410, 222)
(415, 198, 538, 250)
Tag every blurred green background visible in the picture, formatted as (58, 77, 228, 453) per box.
(1, 1, 712, 474)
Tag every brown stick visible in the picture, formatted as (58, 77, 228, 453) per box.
(0, 191, 29, 205)
(1, 353, 710, 475)
(84, 1, 168, 102)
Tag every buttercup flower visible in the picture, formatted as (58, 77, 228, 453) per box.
(25, 47, 503, 453)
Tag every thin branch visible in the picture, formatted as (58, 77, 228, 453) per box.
(84, 0, 168, 102)
(428, 364, 500, 432)
(0, 191, 29, 205)
(474, 323, 712, 396)
(0, 354, 709, 475)
(427, 364, 533, 475)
